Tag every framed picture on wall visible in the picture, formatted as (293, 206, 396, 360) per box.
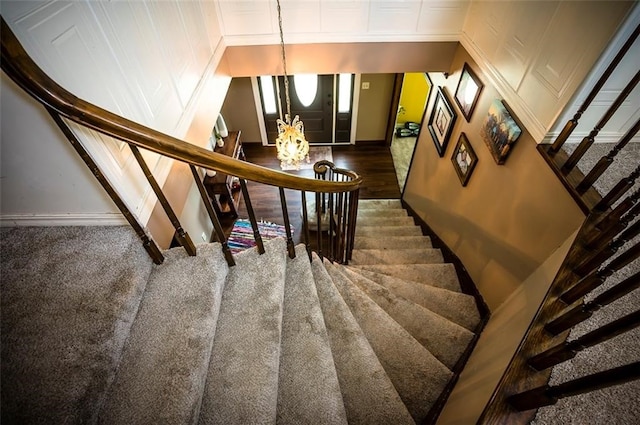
(428, 87, 457, 157)
(454, 63, 484, 122)
(451, 132, 477, 186)
(481, 99, 522, 164)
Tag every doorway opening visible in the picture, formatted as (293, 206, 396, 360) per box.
(257, 73, 355, 145)
(390, 73, 432, 192)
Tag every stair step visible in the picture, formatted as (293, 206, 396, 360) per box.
(341, 266, 474, 369)
(357, 208, 408, 218)
(99, 243, 229, 424)
(356, 215, 415, 227)
(311, 255, 414, 425)
(277, 245, 348, 425)
(349, 268, 480, 331)
(358, 199, 403, 209)
(355, 235, 432, 249)
(199, 238, 287, 424)
(325, 261, 453, 424)
(350, 264, 462, 292)
(356, 225, 423, 237)
(350, 248, 443, 265)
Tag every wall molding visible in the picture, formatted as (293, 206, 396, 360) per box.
(0, 213, 128, 227)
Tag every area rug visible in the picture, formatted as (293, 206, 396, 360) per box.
(281, 146, 333, 170)
(228, 219, 294, 253)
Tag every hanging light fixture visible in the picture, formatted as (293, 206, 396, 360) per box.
(275, 0, 309, 170)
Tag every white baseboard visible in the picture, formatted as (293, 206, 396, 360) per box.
(0, 213, 128, 227)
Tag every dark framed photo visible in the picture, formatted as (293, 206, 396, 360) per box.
(451, 132, 477, 186)
(428, 87, 457, 157)
(481, 99, 522, 164)
(454, 63, 484, 122)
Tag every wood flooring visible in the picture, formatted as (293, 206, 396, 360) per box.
(216, 143, 400, 245)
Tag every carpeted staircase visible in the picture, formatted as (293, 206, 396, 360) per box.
(1, 199, 482, 424)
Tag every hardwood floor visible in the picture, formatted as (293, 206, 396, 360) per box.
(216, 143, 400, 245)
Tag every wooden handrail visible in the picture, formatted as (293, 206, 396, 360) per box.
(0, 21, 361, 194)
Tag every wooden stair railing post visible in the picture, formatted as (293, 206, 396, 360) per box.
(239, 179, 265, 255)
(278, 187, 296, 259)
(546, 270, 640, 335)
(549, 23, 640, 153)
(562, 241, 640, 304)
(530, 310, 640, 371)
(586, 189, 640, 248)
(562, 70, 640, 173)
(574, 221, 640, 277)
(346, 189, 359, 262)
(507, 362, 640, 411)
(301, 191, 312, 260)
(129, 145, 196, 256)
(47, 110, 164, 265)
(189, 165, 235, 266)
(576, 118, 640, 193)
(594, 164, 640, 212)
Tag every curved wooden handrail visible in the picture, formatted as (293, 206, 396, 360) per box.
(0, 21, 361, 193)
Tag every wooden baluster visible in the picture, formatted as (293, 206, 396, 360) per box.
(532, 310, 640, 371)
(594, 164, 640, 212)
(239, 179, 265, 255)
(547, 271, 640, 335)
(316, 191, 323, 260)
(301, 191, 311, 260)
(562, 241, 640, 303)
(48, 109, 164, 264)
(346, 189, 360, 262)
(189, 165, 235, 266)
(279, 187, 296, 259)
(550, 24, 640, 153)
(574, 221, 640, 277)
(130, 145, 196, 256)
(577, 118, 640, 193)
(508, 361, 640, 411)
(336, 190, 345, 263)
(587, 193, 640, 249)
(562, 71, 640, 173)
(328, 191, 335, 261)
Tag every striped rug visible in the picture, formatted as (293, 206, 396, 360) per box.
(228, 219, 293, 253)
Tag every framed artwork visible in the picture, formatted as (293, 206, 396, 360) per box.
(454, 63, 484, 122)
(481, 99, 522, 164)
(428, 87, 457, 157)
(451, 133, 477, 186)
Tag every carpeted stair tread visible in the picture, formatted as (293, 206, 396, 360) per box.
(324, 261, 453, 423)
(0, 226, 153, 425)
(349, 267, 480, 331)
(356, 215, 415, 227)
(199, 238, 287, 425)
(311, 255, 415, 425)
(355, 235, 432, 249)
(350, 263, 462, 292)
(358, 199, 403, 209)
(99, 243, 228, 424)
(277, 245, 348, 425)
(340, 266, 474, 368)
(350, 248, 444, 265)
(356, 225, 423, 237)
(357, 208, 408, 218)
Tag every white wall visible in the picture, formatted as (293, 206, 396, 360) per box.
(1, 0, 226, 226)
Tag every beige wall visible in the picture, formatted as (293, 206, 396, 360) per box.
(403, 45, 584, 309)
(437, 230, 577, 425)
(221, 78, 262, 143)
(356, 74, 396, 142)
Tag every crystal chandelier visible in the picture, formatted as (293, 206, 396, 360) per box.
(275, 0, 309, 170)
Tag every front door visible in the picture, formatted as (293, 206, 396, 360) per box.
(259, 74, 353, 144)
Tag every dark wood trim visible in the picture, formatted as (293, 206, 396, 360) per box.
(537, 144, 602, 214)
(354, 139, 386, 146)
(385, 73, 404, 147)
(402, 201, 491, 424)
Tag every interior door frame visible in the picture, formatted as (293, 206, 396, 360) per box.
(253, 74, 359, 146)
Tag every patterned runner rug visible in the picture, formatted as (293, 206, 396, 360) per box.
(228, 219, 293, 253)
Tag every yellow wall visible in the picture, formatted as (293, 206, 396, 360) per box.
(398, 73, 430, 124)
(403, 45, 585, 310)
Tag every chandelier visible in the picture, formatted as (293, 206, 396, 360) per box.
(275, 0, 309, 170)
